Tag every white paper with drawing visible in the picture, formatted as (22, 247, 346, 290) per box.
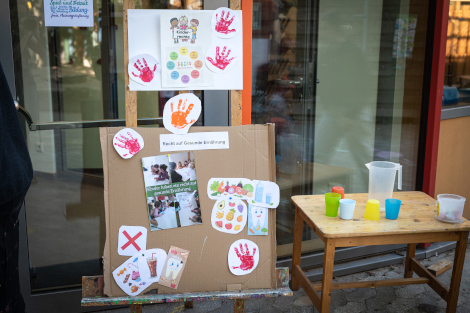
(127, 9, 243, 90)
(211, 198, 247, 234)
(112, 253, 151, 296)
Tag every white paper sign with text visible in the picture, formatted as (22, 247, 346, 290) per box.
(44, 0, 94, 27)
(160, 132, 229, 152)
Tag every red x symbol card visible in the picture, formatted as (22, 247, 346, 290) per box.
(118, 226, 148, 256)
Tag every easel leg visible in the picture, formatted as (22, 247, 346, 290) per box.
(446, 231, 469, 313)
(184, 301, 194, 308)
(130, 304, 142, 313)
(290, 205, 303, 291)
(404, 243, 416, 278)
(320, 238, 335, 313)
(234, 299, 245, 313)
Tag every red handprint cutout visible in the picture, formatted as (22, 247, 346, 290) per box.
(232, 243, 257, 271)
(114, 132, 141, 157)
(132, 58, 157, 83)
(206, 46, 235, 70)
(171, 99, 195, 129)
(215, 10, 236, 34)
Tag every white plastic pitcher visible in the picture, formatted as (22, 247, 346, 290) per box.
(365, 161, 402, 211)
(436, 194, 466, 222)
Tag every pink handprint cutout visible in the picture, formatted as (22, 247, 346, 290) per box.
(215, 10, 236, 34)
(114, 132, 141, 157)
(171, 99, 195, 129)
(231, 243, 257, 271)
(132, 58, 157, 83)
(206, 46, 235, 70)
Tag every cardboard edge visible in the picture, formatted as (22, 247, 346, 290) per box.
(100, 127, 113, 296)
(267, 123, 277, 290)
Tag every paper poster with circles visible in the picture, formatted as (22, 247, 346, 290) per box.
(163, 45, 208, 87)
(128, 9, 243, 90)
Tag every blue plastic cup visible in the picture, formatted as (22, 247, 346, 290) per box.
(385, 199, 402, 220)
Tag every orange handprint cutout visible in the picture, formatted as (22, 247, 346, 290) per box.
(171, 99, 195, 129)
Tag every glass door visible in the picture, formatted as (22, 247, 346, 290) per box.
(252, 0, 433, 261)
(8, 0, 208, 312)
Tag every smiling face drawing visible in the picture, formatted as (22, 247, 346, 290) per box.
(251, 207, 266, 228)
(165, 258, 183, 279)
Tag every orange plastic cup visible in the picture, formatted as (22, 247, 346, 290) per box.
(364, 199, 381, 220)
(332, 186, 344, 199)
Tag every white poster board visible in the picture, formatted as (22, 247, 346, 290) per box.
(127, 9, 243, 91)
(44, 0, 94, 27)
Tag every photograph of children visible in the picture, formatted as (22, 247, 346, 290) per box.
(169, 152, 197, 182)
(142, 152, 201, 231)
(142, 155, 171, 187)
(176, 191, 201, 227)
(147, 195, 178, 231)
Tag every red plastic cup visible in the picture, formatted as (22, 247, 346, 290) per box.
(332, 186, 344, 199)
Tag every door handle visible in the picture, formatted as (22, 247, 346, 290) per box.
(274, 79, 303, 87)
(15, 97, 36, 131)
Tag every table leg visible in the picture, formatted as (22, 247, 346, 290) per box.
(446, 231, 469, 313)
(290, 205, 303, 291)
(321, 238, 336, 313)
(404, 243, 416, 278)
(130, 304, 142, 313)
(234, 299, 245, 313)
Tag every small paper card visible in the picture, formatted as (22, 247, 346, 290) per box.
(247, 205, 268, 235)
(117, 226, 147, 256)
(249, 180, 280, 208)
(207, 178, 253, 200)
(207, 178, 280, 208)
(158, 246, 189, 289)
(162, 93, 201, 135)
(137, 248, 167, 282)
(112, 253, 150, 296)
(211, 198, 247, 234)
(205, 45, 240, 73)
(228, 239, 259, 276)
(211, 7, 241, 39)
(128, 54, 160, 86)
(113, 128, 144, 159)
(160, 132, 229, 152)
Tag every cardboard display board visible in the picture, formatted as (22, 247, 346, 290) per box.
(100, 125, 276, 296)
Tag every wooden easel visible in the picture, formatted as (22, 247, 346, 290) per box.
(81, 1, 291, 312)
(82, 268, 291, 312)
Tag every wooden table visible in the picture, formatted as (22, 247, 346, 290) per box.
(290, 192, 470, 313)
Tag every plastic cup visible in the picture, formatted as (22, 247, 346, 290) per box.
(437, 194, 466, 222)
(339, 199, 356, 220)
(364, 199, 381, 220)
(332, 186, 345, 199)
(325, 193, 341, 217)
(385, 198, 402, 220)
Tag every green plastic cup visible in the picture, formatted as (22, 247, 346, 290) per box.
(325, 192, 341, 217)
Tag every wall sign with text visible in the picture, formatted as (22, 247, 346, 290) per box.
(44, 0, 94, 27)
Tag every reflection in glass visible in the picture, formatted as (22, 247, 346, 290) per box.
(444, 1, 470, 109)
(252, 0, 430, 257)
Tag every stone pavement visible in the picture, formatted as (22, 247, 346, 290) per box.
(98, 245, 470, 313)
